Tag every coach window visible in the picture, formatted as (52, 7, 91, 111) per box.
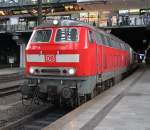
(106, 37, 112, 47)
(88, 30, 94, 43)
(120, 43, 125, 50)
(124, 44, 130, 51)
(106, 36, 112, 47)
(101, 34, 108, 46)
(111, 39, 116, 48)
(94, 31, 103, 44)
(116, 41, 121, 49)
(111, 39, 121, 49)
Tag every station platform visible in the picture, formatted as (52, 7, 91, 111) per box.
(43, 66, 150, 130)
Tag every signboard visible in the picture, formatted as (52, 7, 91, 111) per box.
(140, 8, 150, 15)
(10, 17, 18, 25)
(9, 57, 15, 64)
(119, 10, 128, 15)
(80, 12, 88, 22)
(129, 9, 139, 14)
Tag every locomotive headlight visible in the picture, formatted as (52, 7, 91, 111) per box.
(68, 68, 76, 75)
(29, 68, 35, 74)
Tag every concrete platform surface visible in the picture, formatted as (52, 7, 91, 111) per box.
(43, 67, 150, 130)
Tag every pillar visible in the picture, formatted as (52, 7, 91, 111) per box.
(38, 0, 42, 25)
(20, 44, 25, 68)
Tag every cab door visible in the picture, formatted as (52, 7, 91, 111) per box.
(93, 31, 103, 75)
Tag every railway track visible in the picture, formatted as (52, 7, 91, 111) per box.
(0, 85, 20, 97)
(0, 73, 24, 83)
(0, 105, 72, 130)
(16, 107, 71, 130)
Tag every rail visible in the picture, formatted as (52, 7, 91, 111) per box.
(0, 85, 20, 97)
(0, 105, 71, 130)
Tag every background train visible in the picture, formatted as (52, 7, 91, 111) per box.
(21, 19, 138, 107)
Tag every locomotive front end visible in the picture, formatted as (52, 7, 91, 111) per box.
(22, 20, 96, 106)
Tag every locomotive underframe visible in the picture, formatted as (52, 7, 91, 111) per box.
(22, 75, 98, 106)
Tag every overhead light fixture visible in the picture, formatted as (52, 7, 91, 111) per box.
(0, 11, 5, 16)
(78, 0, 107, 5)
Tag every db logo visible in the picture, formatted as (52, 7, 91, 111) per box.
(45, 55, 55, 62)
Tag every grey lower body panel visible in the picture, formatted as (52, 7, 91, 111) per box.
(26, 75, 97, 95)
(25, 67, 127, 95)
(101, 67, 127, 81)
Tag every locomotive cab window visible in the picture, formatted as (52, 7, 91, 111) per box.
(94, 31, 103, 45)
(55, 28, 78, 42)
(31, 29, 52, 43)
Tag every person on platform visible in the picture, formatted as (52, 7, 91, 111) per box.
(93, 21, 96, 26)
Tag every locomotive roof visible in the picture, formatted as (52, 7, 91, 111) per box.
(36, 19, 131, 49)
(36, 19, 97, 29)
(36, 19, 106, 35)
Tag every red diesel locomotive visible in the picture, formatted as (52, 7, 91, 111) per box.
(22, 20, 136, 106)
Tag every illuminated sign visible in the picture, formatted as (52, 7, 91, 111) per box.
(129, 9, 139, 13)
(12, 10, 21, 15)
(77, 0, 106, 3)
(119, 10, 128, 14)
(44, 0, 76, 3)
(21, 10, 28, 14)
(0, 11, 5, 16)
(12, 10, 29, 15)
(78, 0, 96, 2)
(10, 17, 18, 25)
(140, 8, 150, 15)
